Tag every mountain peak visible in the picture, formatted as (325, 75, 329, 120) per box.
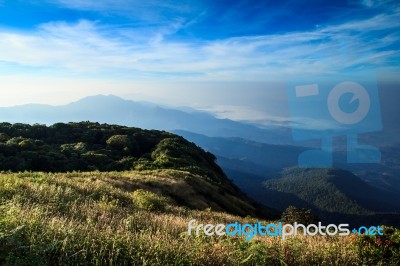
(72, 94, 127, 104)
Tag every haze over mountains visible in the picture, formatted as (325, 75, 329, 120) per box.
(0, 95, 293, 145)
(1, 93, 398, 146)
(1, 94, 399, 226)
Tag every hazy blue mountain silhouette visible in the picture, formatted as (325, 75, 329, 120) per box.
(1, 93, 397, 148)
(174, 130, 400, 196)
(0, 95, 294, 145)
(174, 129, 303, 171)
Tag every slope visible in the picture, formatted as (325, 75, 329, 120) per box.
(262, 168, 400, 226)
(174, 131, 400, 214)
(1, 171, 400, 265)
(0, 122, 272, 218)
(1, 124, 400, 264)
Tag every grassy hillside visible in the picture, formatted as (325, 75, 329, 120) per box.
(1, 122, 400, 265)
(1, 171, 400, 265)
(0, 122, 274, 218)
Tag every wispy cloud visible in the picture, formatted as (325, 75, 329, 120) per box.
(0, 5, 398, 81)
(359, 0, 400, 8)
(48, 0, 201, 24)
(50, 0, 195, 12)
(197, 104, 273, 121)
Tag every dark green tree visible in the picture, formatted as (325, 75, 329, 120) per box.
(281, 205, 319, 224)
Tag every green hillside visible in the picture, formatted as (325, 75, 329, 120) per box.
(263, 168, 400, 226)
(0, 123, 400, 265)
(0, 122, 272, 218)
(0, 122, 224, 177)
(264, 168, 369, 214)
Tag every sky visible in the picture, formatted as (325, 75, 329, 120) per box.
(0, 0, 399, 124)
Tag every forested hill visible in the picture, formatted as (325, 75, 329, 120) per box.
(0, 122, 274, 218)
(0, 122, 221, 175)
(263, 168, 400, 226)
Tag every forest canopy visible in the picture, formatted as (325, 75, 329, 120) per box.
(0, 122, 223, 179)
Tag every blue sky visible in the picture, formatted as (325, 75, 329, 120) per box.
(0, 0, 399, 124)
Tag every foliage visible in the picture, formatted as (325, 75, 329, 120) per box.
(356, 226, 400, 265)
(0, 122, 398, 264)
(281, 205, 319, 225)
(0, 122, 223, 180)
(133, 189, 168, 212)
(264, 168, 369, 215)
(263, 168, 400, 228)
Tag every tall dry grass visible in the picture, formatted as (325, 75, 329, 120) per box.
(0, 171, 398, 265)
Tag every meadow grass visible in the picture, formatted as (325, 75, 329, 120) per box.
(0, 171, 399, 265)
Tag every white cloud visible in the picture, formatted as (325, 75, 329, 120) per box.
(359, 0, 400, 9)
(196, 105, 273, 121)
(288, 116, 344, 131)
(0, 20, 130, 72)
(0, 9, 398, 82)
(48, 0, 200, 23)
(0, 1, 397, 126)
(0, 0, 400, 128)
(50, 0, 190, 12)
(361, 0, 374, 7)
(195, 104, 294, 127)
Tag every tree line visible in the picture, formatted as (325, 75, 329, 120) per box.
(0, 122, 223, 180)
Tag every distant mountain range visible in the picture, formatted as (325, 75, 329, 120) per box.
(1, 94, 399, 226)
(0, 95, 294, 145)
(173, 130, 400, 226)
(173, 130, 303, 185)
(175, 130, 400, 193)
(2, 93, 398, 147)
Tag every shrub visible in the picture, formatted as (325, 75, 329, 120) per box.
(106, 135, 130, 150)
(132, 189, 168, 212)
(356, 226, 400, 265)
(281, 205, 319, 224)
